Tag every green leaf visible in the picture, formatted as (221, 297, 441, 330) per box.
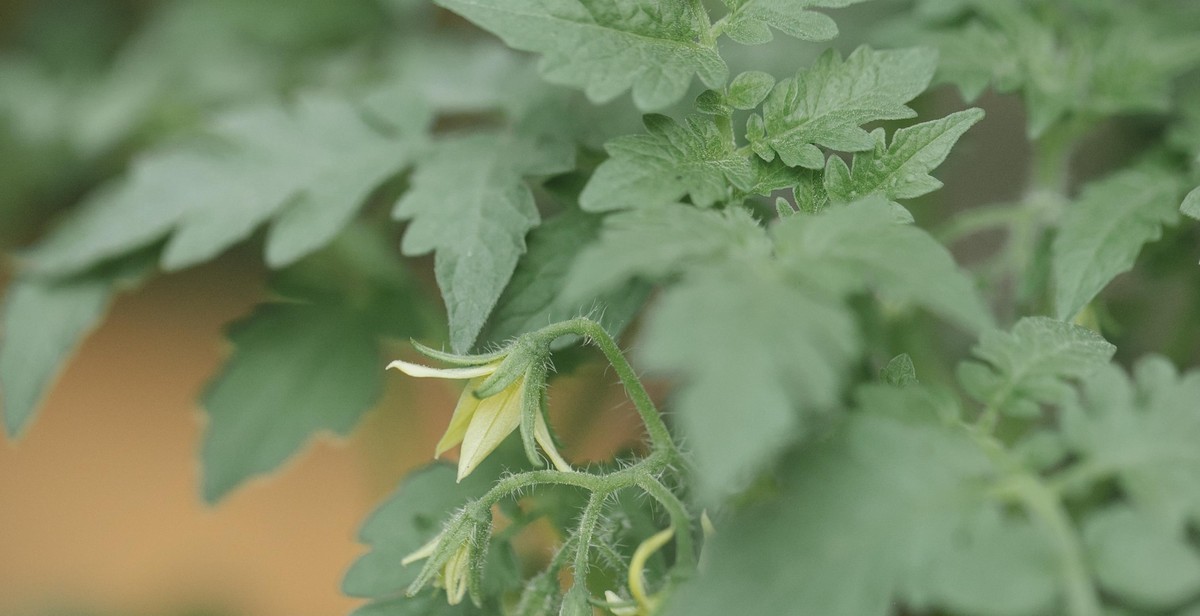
(718, 0, 874, 45)
(773, 197, 994, 333)
(1183, 185, 1200, 219)
(1052, 166, 1183, 321)
(751, 46, 938, 168)
(881, 354, 918, 386)
(199, 303, 382, 502)
(726, 71, 775, 110)
(1, 254, 150, 438)
(580, 114, 753, 212)
(394, 133, 574, 353)
(664, 411, 1057, 616)
(1084, 505, 1200, 611)
(434, 0, 727, 111)
(824, 108, 985, 204)
(481, 208, 648, 346)
(958, 317, 1115, 419)
(638, 265, 860, 504)
(28, 95, 427, 276)
(910, 3, 1200, 137)
(1061, 356, 1200, 530)
(562, 205, 770, 304)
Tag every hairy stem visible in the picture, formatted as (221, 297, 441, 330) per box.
(535, 318, 681, 463)
(637, 475, 697, 574)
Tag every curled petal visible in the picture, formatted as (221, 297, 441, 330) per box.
(387, 359, 498, 379)
(401, 533, 441, 566)
(534, 411, 573, 473)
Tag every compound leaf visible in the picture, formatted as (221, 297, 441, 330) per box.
(824, 108, 984, 204)
(581, 114, 753, 211)
(774, 197, 994, 333)
(718, 0, 874, 45)
(958, 317, 1115, 419)
(434, 0, 727, 111)
(200, 302, 382, 503)
(750, 46, 938, 168)
(394, 133, 574, 353)
(1052, 166, 1183, 321)
(1061, 357, 1200, 530)
(638, 265, 860, 504)
(28, 95, 427, 276)
(562, 205, 770, 303)
(664, 410, 1057, 616)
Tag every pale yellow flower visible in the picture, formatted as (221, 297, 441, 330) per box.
(401, 533, 470, 605)
(388, 358, 571, 481)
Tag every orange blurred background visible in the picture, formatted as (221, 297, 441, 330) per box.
(0, 250, 643, 616)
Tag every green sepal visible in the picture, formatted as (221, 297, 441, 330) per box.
(466, 517, 494, 607)
(473, 337, 541, 399)
(519, 365, 547, 469)
(411, 340, 509, 366)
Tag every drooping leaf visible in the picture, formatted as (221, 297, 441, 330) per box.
(199, 302, 383, 502)
(718, 0, 874, 45)
(0, 253, 151, 438)
(581, 114, 753, 212)
(638, 264, 860, 504)
(823, 108, 985, 204)
(393, 133, 574, 353)
(773, 197, 994, 333)
(664, 409, 1058, 616)
(1060, 357, 1200, 530)
(481, 208, 649, 346)
(433, 0, 727, 111)
(749, 46, 938, 168)
(28, 94, 428, 276)
(1052, 166, 1184, 321)
(562, 205, 770, 304)
(958, 317, 1115, 419)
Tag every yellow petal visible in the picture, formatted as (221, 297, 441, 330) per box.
(604, 590, 641, 616)
(387, 359, 498, 379)
(435, 377, 486, 458)
(401, 533, 441, 566)
(442, 544, 471, 605)
(534, 410, 573, 473)
(456, 377, 525, 481)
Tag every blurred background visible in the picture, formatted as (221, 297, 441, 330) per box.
(2, 1, 1198, 615)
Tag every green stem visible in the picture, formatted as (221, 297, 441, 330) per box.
(535, 318, 681, 463)
(571, 491, 610, 589)
(996, 474, 1101, 616)
(637, 475, 697, 574)
(475, 455, 670, 512)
